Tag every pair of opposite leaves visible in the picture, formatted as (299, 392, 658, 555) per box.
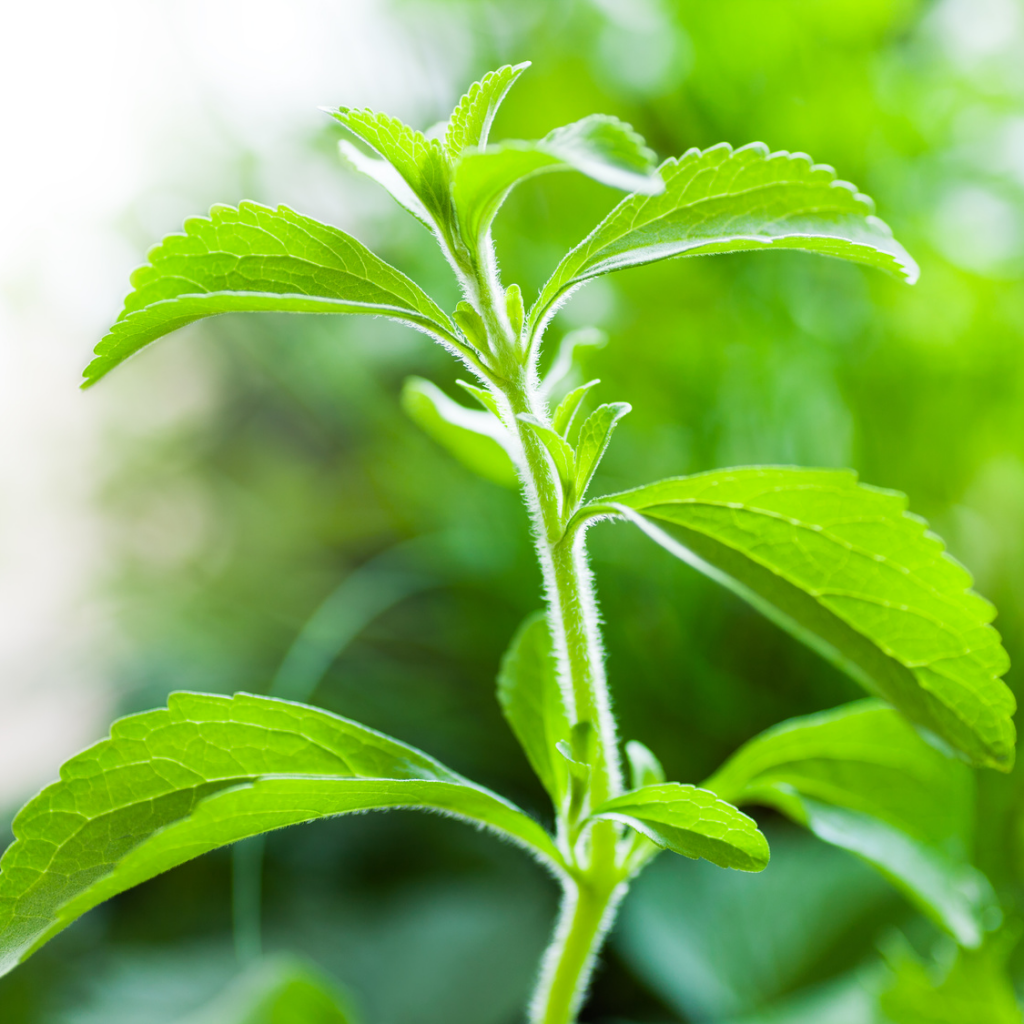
(0, 61, 1013, 977)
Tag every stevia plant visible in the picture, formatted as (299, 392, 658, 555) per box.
(0, 62, 1016, 1023)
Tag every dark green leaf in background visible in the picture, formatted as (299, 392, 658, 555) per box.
(707, 700, 997, 946)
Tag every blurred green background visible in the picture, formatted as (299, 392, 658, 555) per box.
(5, 0, 1024, 1020)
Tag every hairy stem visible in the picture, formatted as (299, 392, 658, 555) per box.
(474, 254, 626, 1022)
(530, 877, 626, 1024)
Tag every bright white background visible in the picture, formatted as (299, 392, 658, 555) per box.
(0, 0, 474, 806)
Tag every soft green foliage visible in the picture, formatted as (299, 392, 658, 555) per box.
(401, 376, 517, 487)
(178, 955, 357, 1024)
(497, 613, 571, 808)
(594, 783, 769, 872)
(528, 142, 920, 345)
(707, 701, 995, 945)
(589, 467, 1015, 771)
(5, 57, 1012, 1024)
(880, 932, 1023, 1024)
(83, 203, 457, 386)
(0, 692, 560, 975)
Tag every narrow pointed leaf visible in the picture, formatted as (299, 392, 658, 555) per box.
(593, 783, 769, 872)
(706, 700, 996, 946)
(552, 379, 599, 437)
(517, 414, 576, 486)
(0, 692, 560, 977)
(85, 203, 456, 386)
(444, 62, 531, 158)
(574, 402, 630, 499)
(456, 378, 503, 418)
(590, 467, 1015, 771)
(454, 115, 663, 246)
(402, 377, 518, 487)
(497, 612, 572, 805)
(530, 142, 919, 340)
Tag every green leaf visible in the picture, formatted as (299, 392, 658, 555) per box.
(333, 108, 454, 239)
(517, 414, 576, 487)
(593, 783, 769, 871)
(624, 740, 666, 790)
(541, 326, 608, 397)
(443, 62, 531, 158)
(551, 378, 599, 437)
(455, 378, 503, 418)
(505, 282, 525, 339)
(85, 203, 457, 387)
(706, 700, 996, 946)
(497, 613, 572, 806)
(879, 929, 1023, 1024)
(453, 115, 663, 247)
(401, 376, 517, 487)
(590, 467, 1015, 771)
(529, 142, 919, 342)
(574, 402, 630, 499)
(178, 954, 358, 1024)
(0, 692, 561, 977)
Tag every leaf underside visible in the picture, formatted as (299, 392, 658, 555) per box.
(0, 692, 559, 977)
(84, 202, 454, 387)
(706, 700, 996, 946)
(401, 376, 518, 487)
(530, 142, 920, 340)
(598, 467, 1014, 771)
(595, 783, 769, 872)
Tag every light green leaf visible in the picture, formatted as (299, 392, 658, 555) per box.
(705, 700, 996, 947)
(454, 115, 663, 247)
(0, 692, 561, 977)
(85, 203, 456, 387)
(574, 401, 630, 499)
(517, 414, 576, 486)
(443, 62, 531, 158)
(625, 740, 666, 790)
(552, 379, 599, 437)
(497, 612, 571, 806)
(879, 929, 1023, 1024)
(178, 954, 358, 1024)
(540, 326, 608, 397)
(332, 108, 454, 239)
(593, 783, 769, 871)
(589, 467, 1015, 771)
(529, 142, 919, 342)
(402, 377, 518, 487)
(455, 378, 503, 418)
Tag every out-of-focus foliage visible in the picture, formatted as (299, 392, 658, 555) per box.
(6, 0, 1024, 1020)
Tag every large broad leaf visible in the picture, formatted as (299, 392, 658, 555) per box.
(443, 62, 532, 158)
(496, 612, 572, 807)
(85, 203, 456, 386)
(453, 116, 663, 247)
(585, 467, 1015, 771)
(593, 783, 769, 872)
(178, 954, 358, 1024)
(529, 142, 919, 342)
(401, 376, 518, 487)
(0, 692, 561, 977)
(706, 700, 997, 946)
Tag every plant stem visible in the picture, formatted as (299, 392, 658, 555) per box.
(482, 330, 624, 1022)
(530, 876, 625, 1024)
